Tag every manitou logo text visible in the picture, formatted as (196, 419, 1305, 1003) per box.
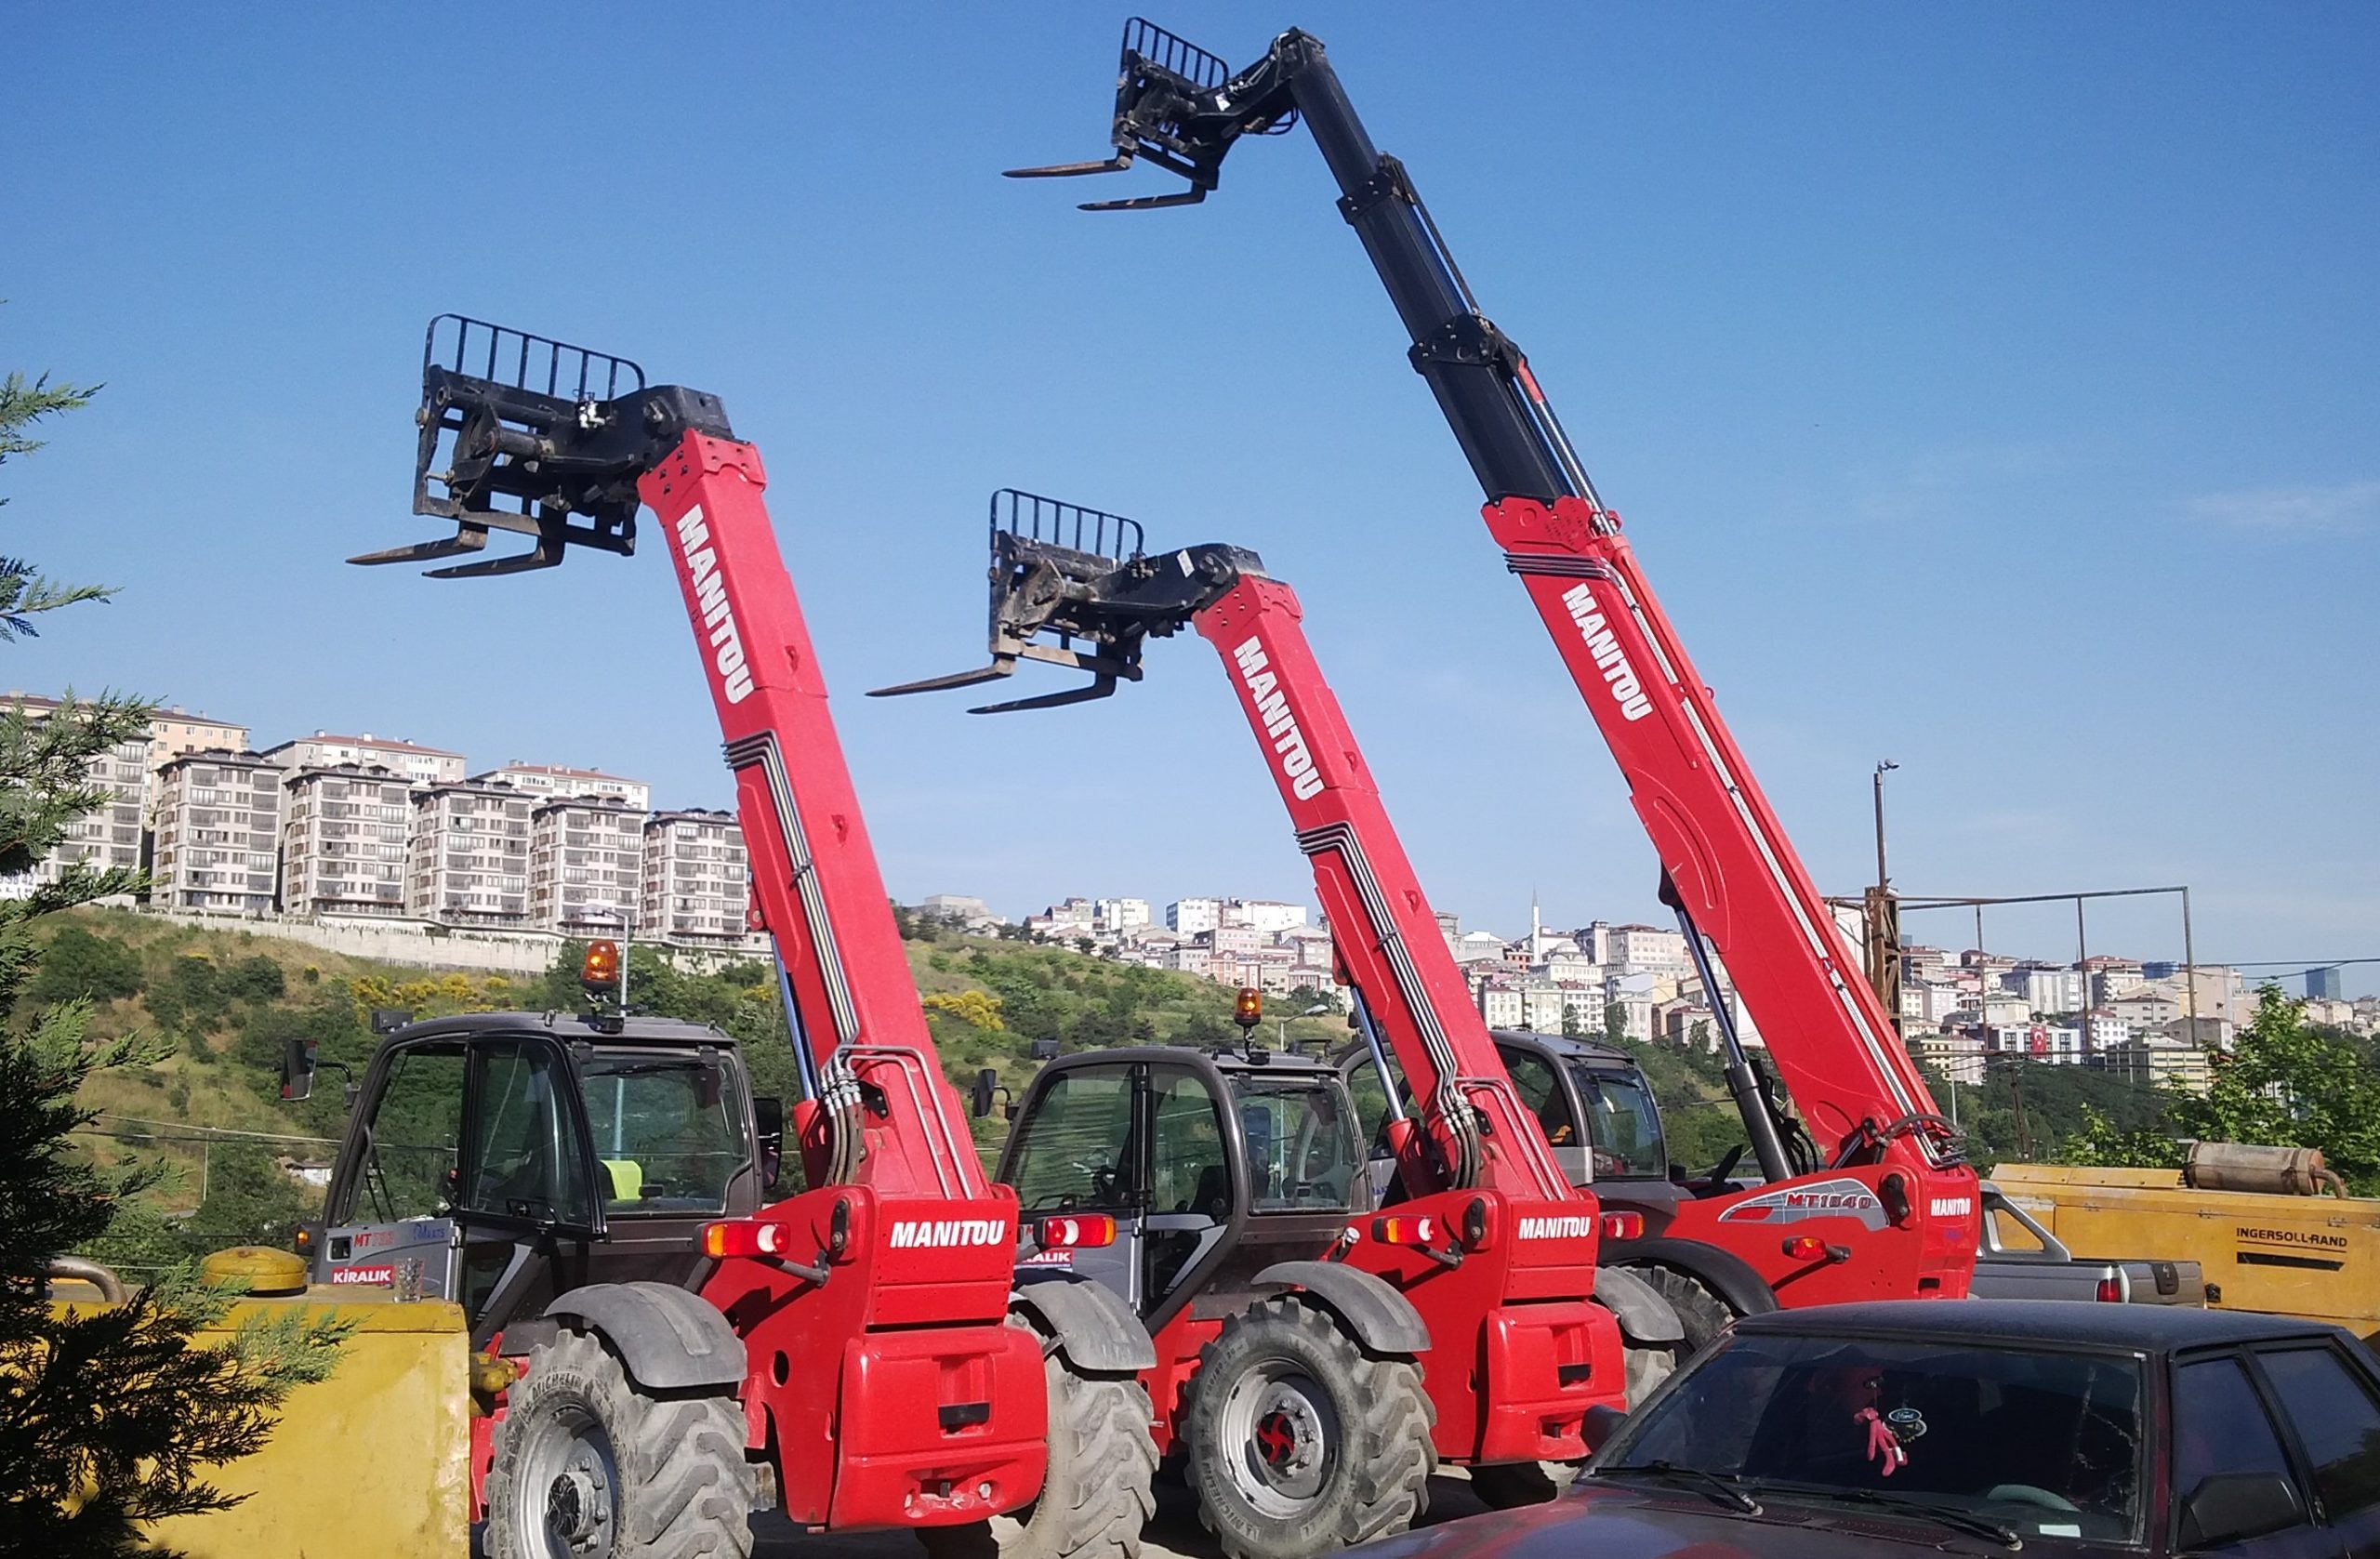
(888, 1219, 1010, 1249)
(1231, 639, 1326, 800)
(1930, 1196, 1974, 1219)
(1517, 1216, 1596, 1240)
(1557, 584, 1654, 722)
(673, 506, 756, 705)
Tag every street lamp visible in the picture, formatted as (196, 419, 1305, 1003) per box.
(1872, 760, 1899, 891)
(1278, 1001, 1333, 1050)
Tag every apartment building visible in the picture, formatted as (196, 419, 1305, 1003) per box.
(152, 749, 284, 913)
(530, 796, 644, 936)
(640, 809, 756, 947)
(281, 763, 411, 918)
(476, 762, 651, 812)
(1167, 897, 1223, 936)
(264, 733, 465, 790)
(407, 779, 532, 927)
(0, 695, 149, 902)
(148, 707, 249, 786)
(1095, 897, 1151, 933)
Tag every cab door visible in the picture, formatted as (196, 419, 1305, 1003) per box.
(1005, 1062, 1145, 1309)
(451, 1037, 605, 1343)
(318, 1037, 468, 1299)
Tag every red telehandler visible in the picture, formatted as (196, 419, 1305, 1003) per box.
(339, 318, 1157, 1559)
(880, 494, 1674, 1532)
(1006, 20, 1980, 1350)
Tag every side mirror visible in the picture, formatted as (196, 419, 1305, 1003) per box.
(972, 1068, 1001, 1119)
(2180, 1473, 2303, 1549)
(1029, 1038, 1061, 1063)
(368, 1008, 413, 1035)
(279, 1037, 317, 1103)
(752, 1096, 785, 1192)
(1580, 1405, 1628, 1456)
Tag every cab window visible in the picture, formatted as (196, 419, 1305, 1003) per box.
(1501, 1046, 1578, 1146)
(1571, 1064, 1668, 1179)
(583, 1053, 745, 1215)
(461, 1041, 595, 1228)
(1009, 1065, 1133, 1212)
(1232, 1079, 1359, 1213)
(1150, 1068, 1231, 1220)
(341, 1040, 466, 1223)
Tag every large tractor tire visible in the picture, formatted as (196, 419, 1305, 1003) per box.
(923, 1316, 1159, 1559)
(485, 1328, 755, 1559)
(1634, 1265, 1737, 1357)
(1184, 1297, 1435, 1559)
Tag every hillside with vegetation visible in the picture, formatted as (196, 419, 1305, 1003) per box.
(36, 903, 2294, 1280)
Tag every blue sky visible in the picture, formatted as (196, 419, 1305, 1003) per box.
(7, 5, 2374, 991)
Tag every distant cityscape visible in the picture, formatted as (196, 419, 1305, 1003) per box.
(926, 892, 2380, 1100)
(5, 694, 761, 951)
(14, 689, 2373, 1096)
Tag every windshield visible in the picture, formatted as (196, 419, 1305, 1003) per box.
(1568, 1063, 1667, 1179)
(1231, 1078, 1360, 1213)
(581, 1052, 745, 1215)
(1601, 1331, 2146, 1545)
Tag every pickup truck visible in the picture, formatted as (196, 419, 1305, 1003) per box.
(1971, 1182, 2206, 1307)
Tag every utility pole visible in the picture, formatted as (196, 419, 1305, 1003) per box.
(1862, 761, 1902, 1036)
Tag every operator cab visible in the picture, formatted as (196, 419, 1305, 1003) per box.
(296, 1011, 775, 1348)
(998, 1047, 1366, 1330)
(1339, 1032, 1683, 1211)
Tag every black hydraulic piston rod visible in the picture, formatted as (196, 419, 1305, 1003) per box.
(1012, 26, 1584, 507)
(1671, 901, 1794, 1187)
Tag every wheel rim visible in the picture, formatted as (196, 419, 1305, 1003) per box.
(1215, 1364, 1340, 1518)
(512, 1402, 620, 1558)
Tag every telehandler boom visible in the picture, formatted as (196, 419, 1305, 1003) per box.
(339, 318, 1155, 1559)
(1007, 20, 1980, 1345)
(883, 494, 1668, 1526)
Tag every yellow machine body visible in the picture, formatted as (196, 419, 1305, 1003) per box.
(1992, 1162, 2380, 1342)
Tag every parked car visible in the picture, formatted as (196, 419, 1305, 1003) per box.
(1357, 1301, 2380, 1556)
(1972, 1182, 2208, 1307)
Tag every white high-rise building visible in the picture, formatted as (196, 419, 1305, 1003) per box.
(2, 695, 151, 903)
(407, 779, 533, 927)
(1095, 897, 1151, 933)
(281, 763, 411, 918)
(152, 749, 284, 913)
(264, 733, 465, 790)
(531, 796, 645, 936)
(1168, 897, 1223, 936)
(475, 762, 651, 813)
(641, 809, 758, 947)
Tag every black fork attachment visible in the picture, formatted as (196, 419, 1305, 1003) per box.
(350, 314, 733, 578)
(870, 490, 1263, 714)
(1003, 18, 1305, 209)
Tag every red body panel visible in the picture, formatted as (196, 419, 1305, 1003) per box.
(1185, 576, 1627, 1460)
(640, 432, 986, 1203)
(618, 431, 1044, 1526)
(1482, 493, 1977, 1299)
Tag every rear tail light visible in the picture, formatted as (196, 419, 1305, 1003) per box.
(703, 1220, 793, 1259)
(2095, 1275, 2125, 1303)
(1033, 1215, 1117, 1249)
(1600, 1211, 1645, 1242)
(1782, 1235, 1848, 1263)
(1371, 1214, 1440, 1247)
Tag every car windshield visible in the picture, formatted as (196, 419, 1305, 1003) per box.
(1600, 1331, 2146, 1544)
(1230, 1079, 1361, 1213)
(581, 1052, 745, 1215)
(1567, 1063, 1667, 1179)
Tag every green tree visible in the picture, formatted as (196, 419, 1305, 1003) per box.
(1603, 1001, 1629, 1048)
(2063, 987, 2380, 1194)
(25, 924, 143, 1004)
(0, 358, 343, 1556)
